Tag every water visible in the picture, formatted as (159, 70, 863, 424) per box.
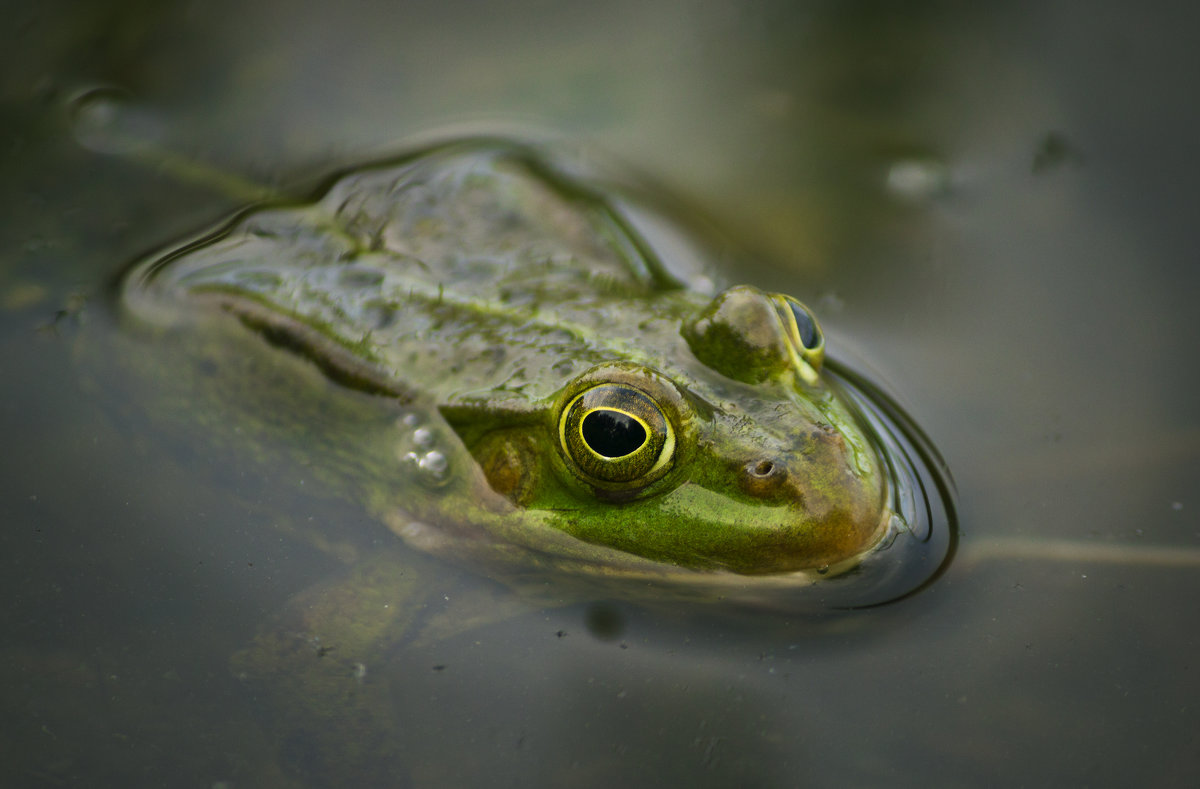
(2, 1, 1198, 786)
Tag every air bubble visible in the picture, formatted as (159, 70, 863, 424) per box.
(418, 451, 448, 478)
(402, 446, 450, 485)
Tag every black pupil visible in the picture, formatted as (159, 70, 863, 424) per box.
(790, 302, 819, 349)
(582, 410, 647, 458)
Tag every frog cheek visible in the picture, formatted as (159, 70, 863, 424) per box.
(472, 431, 539, 507)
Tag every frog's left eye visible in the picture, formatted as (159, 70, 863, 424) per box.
(559, 383, 675, 486)
(773, 295, 825, 381)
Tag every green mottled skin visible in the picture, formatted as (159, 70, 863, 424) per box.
(126, 140, 888, 580)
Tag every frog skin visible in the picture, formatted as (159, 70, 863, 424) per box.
(124, 139, 895, 586)
(118, 137, 951, 784)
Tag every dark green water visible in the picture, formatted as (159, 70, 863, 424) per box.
(2, 1, 1198, 786)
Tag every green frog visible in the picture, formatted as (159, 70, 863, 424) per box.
(119, 137, 953, 783)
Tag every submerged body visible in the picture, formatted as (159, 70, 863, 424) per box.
(126, 140, 918, 586)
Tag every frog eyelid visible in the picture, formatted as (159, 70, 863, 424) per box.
(647, 424, 675, 477)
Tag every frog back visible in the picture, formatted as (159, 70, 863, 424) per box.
(125, 141, 704, 407)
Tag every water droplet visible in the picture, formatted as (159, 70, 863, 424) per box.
(412, 427, 435, 448)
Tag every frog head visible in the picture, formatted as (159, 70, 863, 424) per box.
(445, 285, 888, 575)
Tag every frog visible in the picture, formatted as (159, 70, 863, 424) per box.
(118, 137, 954, 784)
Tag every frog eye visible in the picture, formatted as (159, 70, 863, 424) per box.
(559, 383, 675, 486)
(773, 295, 825, 381)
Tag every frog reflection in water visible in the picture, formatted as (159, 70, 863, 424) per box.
(122, 139, 950, 781)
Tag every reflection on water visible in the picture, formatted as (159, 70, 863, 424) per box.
(2, 1, 1198, 787)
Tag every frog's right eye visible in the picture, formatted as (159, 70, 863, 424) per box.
(559, 383, 675, 487)
(770, 295, 825, 384)
(774, 295, 825, 372)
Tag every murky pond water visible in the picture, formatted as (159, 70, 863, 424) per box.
(3, 2, 1198, 787)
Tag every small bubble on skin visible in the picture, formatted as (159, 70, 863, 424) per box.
(412, 427, 435, 448)
(418, 451, 448, 478)
(401, 413, 420, 428)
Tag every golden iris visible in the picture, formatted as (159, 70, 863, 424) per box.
(559, 383, 674, 485)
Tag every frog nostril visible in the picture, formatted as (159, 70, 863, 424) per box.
(751, 459, 775, 477)
(746, 459, 779, 479)
(741, 458, 793, 500)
